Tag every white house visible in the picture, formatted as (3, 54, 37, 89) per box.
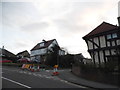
(30, 39, 65, 63)
(83, 18, 120, 67)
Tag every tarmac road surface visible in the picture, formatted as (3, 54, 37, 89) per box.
(1, 66, 93, 89)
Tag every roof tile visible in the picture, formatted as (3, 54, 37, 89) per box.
(31, 39, 55, 51)
(83, 22, 118, 38)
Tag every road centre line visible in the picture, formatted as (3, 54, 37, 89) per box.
(1, 77, 31, 88)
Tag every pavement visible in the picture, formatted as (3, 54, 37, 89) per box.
(58, 69, 120, 90)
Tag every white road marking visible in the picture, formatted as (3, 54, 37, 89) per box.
(46, 70, 50, 72)
(38, 74, 42, 77)
(19, 71, 23, 73)
(1, 77, 31, 88)
(45, 76, 51, 79)
(2, 67, 86, 88)
(33, 73, 37, 76)
(60, 80, 66, 82)
(28, 72, 32, 75)
(38, 74, 41, 76)
(53, 77, 60, 80)
(43, 75, 47, 77)
(23, 71, 27, 74)
(64, 80, 87, 88)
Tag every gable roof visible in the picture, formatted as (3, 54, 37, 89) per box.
(83, 22, 119, 39)
(0, 48, 16, 57)
(17, 50, 29, 55)
(16, 50, 30, 58)
(31, 39, 56, 51)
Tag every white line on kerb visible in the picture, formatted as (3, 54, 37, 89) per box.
(66, 81, 87, 88)
(1, 77, 31, 88)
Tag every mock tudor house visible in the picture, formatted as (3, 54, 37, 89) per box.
(83, 17, 120, 68)
(30, 39, 65, 63)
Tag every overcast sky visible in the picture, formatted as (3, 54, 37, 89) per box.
(0, 0, 119, 58)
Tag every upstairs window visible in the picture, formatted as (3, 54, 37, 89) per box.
(40, 43, 44, 47)
(107, 34, 112, 39)
(112, 33, 117, 38)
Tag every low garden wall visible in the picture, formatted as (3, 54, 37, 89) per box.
(72, 64, 119, 87)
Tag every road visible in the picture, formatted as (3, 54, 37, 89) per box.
(1, 66, 91, 89)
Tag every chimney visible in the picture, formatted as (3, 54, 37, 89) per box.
(2, 46, 4, 49)
(42, 39, 46, 43)
(118, 17, 120, 26)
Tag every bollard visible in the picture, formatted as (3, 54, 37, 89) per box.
(37, 65, 40, 71)
(21, 64, 25, 70)
(52, 65, 59, 76)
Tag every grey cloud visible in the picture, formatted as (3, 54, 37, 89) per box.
(54, 18, 89, 38)
(14, 40, 34, 52)
(21, 22, 49, 32)
(15, 41, 29, 48)
(52, 1, 110, 38)
(118, 1, 120, 17)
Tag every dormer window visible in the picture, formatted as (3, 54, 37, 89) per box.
(40, 43, 44, 47)
(112, 33, 117, 38)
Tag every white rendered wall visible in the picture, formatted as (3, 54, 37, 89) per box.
(31, 48, 47, 56)
(94, 37, 99, 49)
(87, 40, 93, 49)
(117, 39, 120, 45)
(94, 52, 99, 64)
(99, 51, 104, 63)
(100, 36, 106, 48)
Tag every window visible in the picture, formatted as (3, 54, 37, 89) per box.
(107, 33, 117, 40)
(112, 33, 117, 38)
(40, 43, 44, 47)
(107, 34, 112, 39)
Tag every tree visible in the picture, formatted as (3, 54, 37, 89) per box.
(45, 44, 60, 66)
